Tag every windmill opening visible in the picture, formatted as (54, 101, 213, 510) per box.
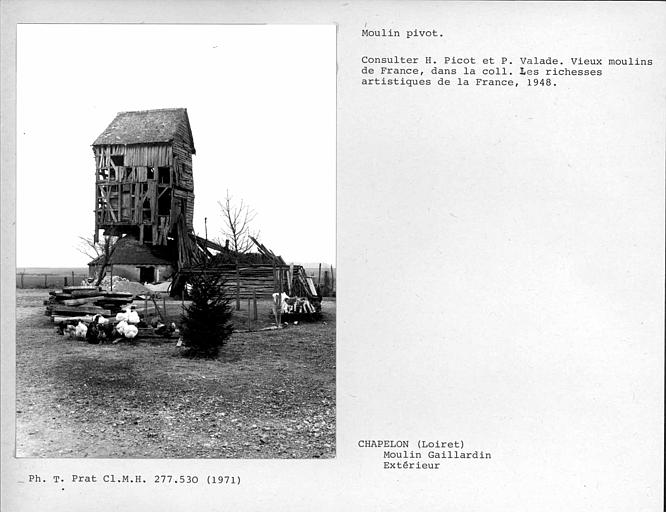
(142, 199, 151, 222)
(158, 167, 170, 184)
(158, 192, 171, 216)
(111, 154, 124, 166)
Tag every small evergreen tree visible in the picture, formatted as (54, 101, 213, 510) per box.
(180, 272, 233, 358)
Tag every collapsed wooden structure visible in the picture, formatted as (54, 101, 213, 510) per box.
(91, 108, 322, 313)
(172, 237, 321, 312)
(92, 108, 201, 269)
(176, 264, 318, 299)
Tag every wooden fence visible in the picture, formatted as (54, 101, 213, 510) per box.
(307, 264, 336, 297)
(16, 272, 89, 289)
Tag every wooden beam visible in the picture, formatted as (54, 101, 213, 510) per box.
(98, 186, 118, 222)
(192, 235, 224, 252)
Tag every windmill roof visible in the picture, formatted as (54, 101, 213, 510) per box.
(92, 108, 195, 152)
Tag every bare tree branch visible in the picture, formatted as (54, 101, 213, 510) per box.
(217, 190, 259, 262)
(77, 235, 118, 286)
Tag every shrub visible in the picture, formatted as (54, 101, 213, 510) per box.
(180, 272, 233, 358)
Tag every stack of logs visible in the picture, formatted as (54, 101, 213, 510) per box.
(229, 266, 285, 299)
(44, 285, 134, 323)
(177, 264, 320, 306)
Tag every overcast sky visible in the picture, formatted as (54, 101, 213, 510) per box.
(16, 24, 335, 268)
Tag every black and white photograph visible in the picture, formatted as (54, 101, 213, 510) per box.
(1, 2, 664, 512)
(14, 24, 336, 458)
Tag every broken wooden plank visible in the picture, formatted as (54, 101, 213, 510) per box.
(71, 289, 107, 298)
(51, 315, 95, 323)
(50, 305, 111, 315)
(62, 286, 100, 292)
(61, 297, 106, 306)
(49, 291, 74, 298)
(102, 292, 133, 298)
(95, 297, 134, 303)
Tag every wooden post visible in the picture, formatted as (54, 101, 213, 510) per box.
(330, 264, 335, 294)
(72, 271, 75, 284)
(109, 266, 113, 291)
(272, 259, 278, 326)
(235, 262, 241, 311)
(247, 298, 251, 331)
(163, 296, 167, 322)
(20, 272, 24, 289)
(288, 263, 294, 295)
(253, 291, 258, 321)
(150, 294, 165, 323)
(318, 263, 322, 286)
(277, 269, 282, 327)
(44, 274, 48, 288)
(64, 276, 68, 287)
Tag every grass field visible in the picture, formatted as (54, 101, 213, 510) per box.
(15, 289, 335, 458)
(16, 271, 89, 289)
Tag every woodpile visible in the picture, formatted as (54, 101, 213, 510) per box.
(177, 264, 321, 308)
(227, 266, 284, 298)
(44, 284, 183, 344)
(176, 266, 275, 298)
(44, 285, 134, 322)
(173, 238, 324, 319)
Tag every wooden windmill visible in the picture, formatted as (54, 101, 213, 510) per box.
(91, 108, 201, 269)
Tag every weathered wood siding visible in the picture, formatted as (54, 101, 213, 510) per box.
(92, 113, 195, 246)
(171, 117, 194, 191)
(172, 146, 194, 190)
(94, 144, 173, 168)
(124, 144, 173, 167)
(173, 189, 195, 230)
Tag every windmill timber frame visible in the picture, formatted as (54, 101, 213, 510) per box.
(92, 108, 201, 269)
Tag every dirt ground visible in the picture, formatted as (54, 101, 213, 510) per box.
(15, 289, 335, 458)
